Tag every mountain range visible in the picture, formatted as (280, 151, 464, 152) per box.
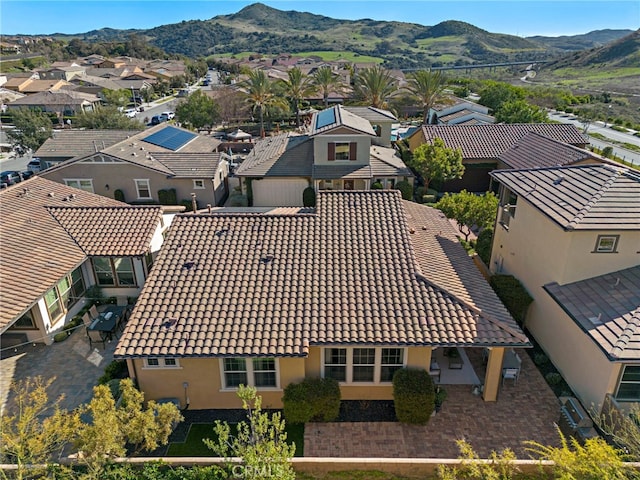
(52, 3, 634, 70)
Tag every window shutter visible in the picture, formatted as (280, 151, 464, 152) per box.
(349, 142, 357, 161)
(328, 143, 335, 161)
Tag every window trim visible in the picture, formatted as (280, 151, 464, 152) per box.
(193, 179, 206, 189)
(92, 257, 137, 287)
(134, 178, 152, 200)
(593, 234, 620, 253)
(64, 178, 94, 193)
(43, 266, 86, 324)
(219, 358, 280, 391)
(143, 357, 181, 369)
(322, 347, 406, 384)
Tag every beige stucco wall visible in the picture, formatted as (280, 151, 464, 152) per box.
(41, 159, 224, 207)
(313, 134, 371, 166)
(251, 177, 310, 207)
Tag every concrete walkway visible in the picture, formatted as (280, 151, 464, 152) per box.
(1, 322, 117, 416)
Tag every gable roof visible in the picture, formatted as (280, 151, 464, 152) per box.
(8, 89, 99, 106)
(544, 266, 640, 361)
(114, 191, 528, 359)
(311, 105, 376, 136)
(490, 164, 640, 231)
(342, 106, 398, 123)
(34, 130, 137, 160)
(149, 152, 224, 178)
(0, 177, 160, 331)
(235, 133, 313, 177)
(499, 132, 604, 170)
(414, 124, 588, 159)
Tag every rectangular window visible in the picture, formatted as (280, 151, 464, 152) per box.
(44, 287, 62, 322)
(594, 235, 619, 253)
(193, 179, 205, 189)
(144, 357, 179, 368)
(380, 348, 404, 382)
(64, 179, 94, 192)
(324, 348, 347, 382)
(252, 358, 276, 387)
(134, 179, 151, 200)
(323, 347, 407, 383)
(334, 142, 350, 160)
(220, 358, 279, 389)
(43, 266, 86, 323)
(223, 358, 248, 388)
(616, 365, 640, 401)
(92, 257, 137, 287)
(352, 348, 375, 382)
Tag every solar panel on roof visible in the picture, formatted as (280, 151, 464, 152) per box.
(143, 126, 197, 151)
(315, 108, 336, 129)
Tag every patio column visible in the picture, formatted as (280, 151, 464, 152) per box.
(483, 347, 505, 402)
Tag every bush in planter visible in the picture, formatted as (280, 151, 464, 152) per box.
(282, 377, 340, 424)
(98, 360, 128, 385)
(394, 180, 413, 201)
(302, 186, 316, 207)
(392, 368, 435, 424)
(371, 181, 383, 190)
(53, 332, 70, 342)
(545, 372, 563, 386)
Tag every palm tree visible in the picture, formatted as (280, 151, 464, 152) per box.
(406, 70, 447, 124)
(279, 67, 316, 127)
(243, 69, 286, 137)
(353, 65, 397, 109)
(312, 66, 344, 108)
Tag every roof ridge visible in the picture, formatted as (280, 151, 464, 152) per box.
(415, 273, 529, 344)
(610, 306, 640, 359)
(566, 168, 621, 229)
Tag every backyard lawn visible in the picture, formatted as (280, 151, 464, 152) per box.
(166, 422, 304, 457)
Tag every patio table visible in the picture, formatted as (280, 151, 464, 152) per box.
(88, 305, 125, 341)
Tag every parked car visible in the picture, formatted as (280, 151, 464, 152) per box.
(161, 111, 175, 120)
(0, 170, 22, 187)
(150, 115, 167, 126)
(124, 108, 137, 118)
(20, 170, 34, 180)
(27, 158, 42, 173)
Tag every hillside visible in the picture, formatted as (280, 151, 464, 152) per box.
(528, 29, 634, 51)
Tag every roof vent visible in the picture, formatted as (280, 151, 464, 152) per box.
(182, 261, 196, 270)
(588, 313, 603, 325)
(553, 176, 564, 185)
(260, 254, 274, 264)
(48, 192, 55, 197)
(131, 152, 137, 156)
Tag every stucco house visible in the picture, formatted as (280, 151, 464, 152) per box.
(428, 100, 495, 126)
(40, 124, 230, 208)
(236, 105, 413, 207)
(6, 90, 100, 116)
(0, 176, 168, 348)
(114, 190, 530, 409)
(489, 164, 640, 414)
(406, 124, 588, 192)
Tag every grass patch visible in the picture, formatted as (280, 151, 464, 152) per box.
(166, 422, 304, 457)
(294, 51, 383, 63)
(297, 472, 416, 480)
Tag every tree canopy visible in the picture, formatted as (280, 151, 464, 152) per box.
(75, 106, 144, 130)
(279, 67, 316, 127)
(353, 65, 396, 109)
(410, 138, 464, 191)
(312, 66, 345, 108)
(175, 89, 221, 129)
(406, 70, 447, 124)
(436, 190, 499, 241)
(495, 99, 549, 123)
(7, 108, 53, 155)
(243, 69, 288, 137)
(478, 81, 526, 112)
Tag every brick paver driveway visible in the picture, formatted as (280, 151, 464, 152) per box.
(305, 349, 561, 459)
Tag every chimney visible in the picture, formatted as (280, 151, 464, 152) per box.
(191, 193, 197, 213)
(207, 204, 212, 213)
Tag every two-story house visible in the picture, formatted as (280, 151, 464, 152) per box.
(0, 176, 170, 349)
(489, 164, 640, 413)
(235, 105, 413, 207)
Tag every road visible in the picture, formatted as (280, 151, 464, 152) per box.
(547, 110, 640, 166)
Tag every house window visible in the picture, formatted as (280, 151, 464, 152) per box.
(92, 257, 136, 287)
(594, 235, 619, 253)
(144, 357, 179, 368)
(43, 266, 85, 323)
(386, 179, 395, 189)
(134, 179, 151, 199)
(319, 180, 334, 191)
(343, 180, 355, 190)
(616, 365, 640, 401)
(323, 347, 405, 383)
(193, 179, 205, 189)
(11, 313, 36, 329)
(328, 142, 357, 161)
(64, 179, 94, 192)
(335, 142, 350, 160)
(221, 358, 279, 389)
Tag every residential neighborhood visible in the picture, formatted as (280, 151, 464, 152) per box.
(1, 11, 640, 477)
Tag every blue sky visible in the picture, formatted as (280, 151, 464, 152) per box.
(2, 0, 638, 37)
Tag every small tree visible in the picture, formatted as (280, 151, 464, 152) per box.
(7, 108, 53, 155)
(205, 385, 295, 480)
(392, 368, 434, 425)
(495, 99, 548, 124)
(175, 89, 221, 130)
(437, 439, 520, 480)
(411, 138, 464, 191)
(282, 377, 340, 424)
(436, 190, 499, 241)
(394, 180, 413, 200)
(302, 186, 316, 207)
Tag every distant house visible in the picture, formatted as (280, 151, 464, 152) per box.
(489, 164, 640, 414)
(40, 124, 229, 208)
(38, 65, 87, 82)
(406, 124, 588, 192)
(3, 78, 71, 94)
(429, 100, 495, 125)
(114, 190, 529, 409)
(0, 176, 168, 347)
(236, 105, 412, 207)
(6, 90, 100, 116)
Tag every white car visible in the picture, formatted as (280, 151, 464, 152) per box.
(124, 108, 137, 118)
(162, 111, 175, 120)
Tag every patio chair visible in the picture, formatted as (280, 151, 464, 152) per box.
(89, 304, 99, 319)
(502, 367, 520, 386)
(82, 312, 92, 328)
(86, 327, 107, 350)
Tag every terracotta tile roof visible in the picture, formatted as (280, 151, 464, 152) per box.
(499, 132, 602, 170)
(312, 164, 371, 179)
(311, 105, 376, 136)
(235, 133, 313, 177)
(415, 124, 588, 159)
(544, 266, 640, 361)
(9, 89, 97, 104)
(0, 177, 123, 330)
(48, 206, 162, 256)
(491, 164, 640, 230)
(34, 130, 137, 160)
(115, 191, 528, 359)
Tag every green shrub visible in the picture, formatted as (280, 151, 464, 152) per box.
(158, 188, 178, 205)
(371, 181, 383, 190)
(534, 353, 550, 367)
(180, 198, 199, 212)
(114, 189, 125, 202)
(302, 186, 316, 207)
(282, 377, 341, 424)
(422, 194, 437, 204)
(53, 332, 70, 343)
(107, 378, 122, 400)
(392, 368, 434, 425)
(394, 180, 413, 200)
(228, 194, 248, 207)
(475, 228, 493, 265)
(545, 372, 563, 386)
(98, 360, 128, 385)
(489, 274, 533, 326)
